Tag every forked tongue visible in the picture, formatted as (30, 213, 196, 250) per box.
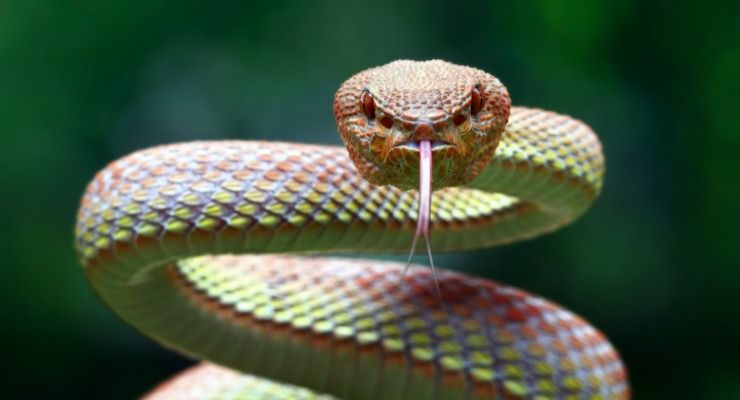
(402, 140, 442, 299)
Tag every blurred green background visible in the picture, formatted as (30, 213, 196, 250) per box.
(2, 1, 738, 398)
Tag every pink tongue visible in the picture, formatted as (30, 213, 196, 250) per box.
(403, 140, 441, 298)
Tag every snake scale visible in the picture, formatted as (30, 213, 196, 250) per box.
(75, 60, 628, 399)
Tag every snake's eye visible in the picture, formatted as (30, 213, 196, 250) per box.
(360, 90, 375, 119)
(470, 86, 483, 115)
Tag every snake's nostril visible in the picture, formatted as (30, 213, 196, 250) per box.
(453, 114, 466, 126)
(380, 117, 394, 129)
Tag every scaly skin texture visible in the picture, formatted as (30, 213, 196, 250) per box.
(75, 61, 627, 399)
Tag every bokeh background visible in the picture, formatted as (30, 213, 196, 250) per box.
(2, 1, 738, 398)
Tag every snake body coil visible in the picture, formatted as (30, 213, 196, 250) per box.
(75, 61, 628, 399)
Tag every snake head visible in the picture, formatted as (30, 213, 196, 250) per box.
(334, 60, 511, 190)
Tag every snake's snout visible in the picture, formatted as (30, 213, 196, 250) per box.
(394, 122, 456, 151)
(411, 121, 434, 140)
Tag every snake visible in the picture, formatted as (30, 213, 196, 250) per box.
(75, 60, 628, 399)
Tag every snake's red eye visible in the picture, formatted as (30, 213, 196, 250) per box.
(360, 91, 375, 119)
(471, 87, 483, 115)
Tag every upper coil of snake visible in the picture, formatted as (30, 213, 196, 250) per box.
(75, 60, 627, 399)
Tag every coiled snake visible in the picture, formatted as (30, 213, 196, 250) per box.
(75, 60, 628, 399)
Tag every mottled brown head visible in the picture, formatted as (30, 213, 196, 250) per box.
(334, 60, 511, 190)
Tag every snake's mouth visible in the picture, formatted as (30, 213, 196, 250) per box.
(379, 137, 466, 190)
(393, 139, 454, 152)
